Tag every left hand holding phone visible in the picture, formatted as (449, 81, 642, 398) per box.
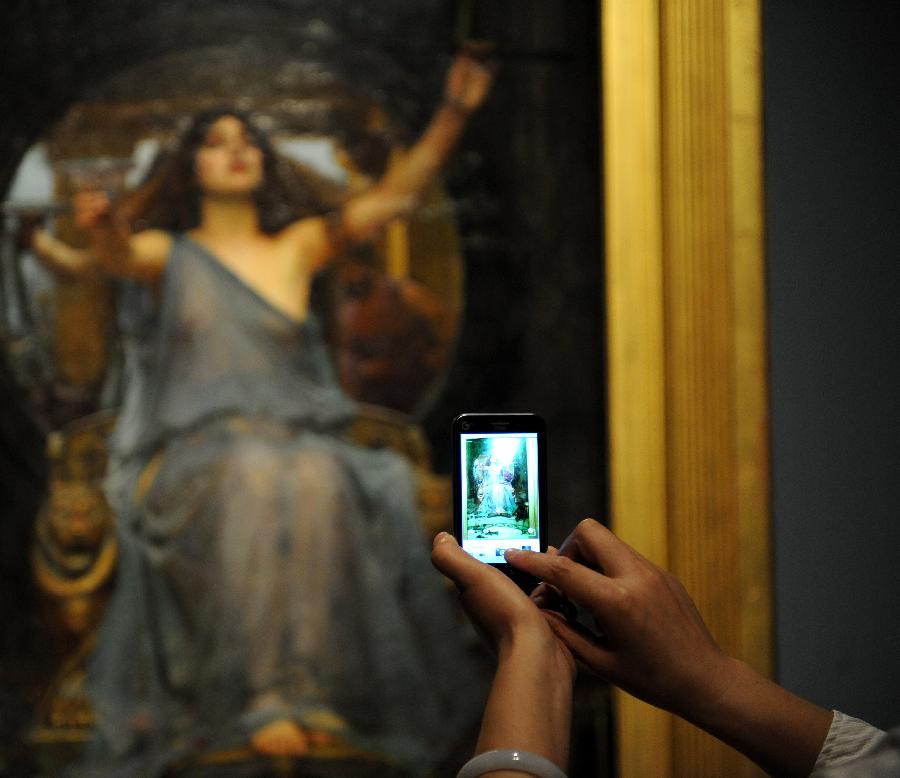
(431, 532, 575, 678)
(432, 531, 575, 773)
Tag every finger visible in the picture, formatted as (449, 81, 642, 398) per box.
(544, 613, 615, 677)
(529, 546, 558, 604)
(533, 590, 578, 624)
(431, 532, 504, 594)
(505, 548, 618, 610)
(530, 575, 578, 615)
(430, 532, 466, 582)
(530, 582, 564, 611)
(556, 518, 636, 578)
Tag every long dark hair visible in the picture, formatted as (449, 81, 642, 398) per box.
(119, 107, 332, 235)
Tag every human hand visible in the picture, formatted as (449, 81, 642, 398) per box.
(443, 42, 497, 114)
(73, 190, 113, 230)
(505, 519, 732, 720)
(431, 532, 575, 682)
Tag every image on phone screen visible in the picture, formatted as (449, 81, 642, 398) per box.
(459, 431, 541, 563)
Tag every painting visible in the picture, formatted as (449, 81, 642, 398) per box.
(0, 2, 608, 775)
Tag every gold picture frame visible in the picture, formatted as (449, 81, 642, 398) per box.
(601, 1, 770, 775)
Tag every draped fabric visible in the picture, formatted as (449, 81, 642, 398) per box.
(78, 235, 485, 776)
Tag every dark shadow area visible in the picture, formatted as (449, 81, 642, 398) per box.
(429, 0, 607, 539)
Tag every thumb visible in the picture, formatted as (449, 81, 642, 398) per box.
(431, 532, 485, 592)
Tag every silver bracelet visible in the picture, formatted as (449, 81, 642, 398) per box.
(456, 749, 567, 778)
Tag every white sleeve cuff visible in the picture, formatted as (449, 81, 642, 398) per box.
(813, 710, 886, 770)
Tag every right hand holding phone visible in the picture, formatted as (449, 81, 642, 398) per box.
(506, 519, 735, 720)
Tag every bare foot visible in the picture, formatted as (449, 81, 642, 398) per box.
(303, 709, 347, 749)
(250, 718, 310, 757)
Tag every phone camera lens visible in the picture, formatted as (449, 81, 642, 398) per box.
(461, 422, 470, 431)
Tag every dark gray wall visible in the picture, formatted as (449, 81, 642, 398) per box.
(764, 1, 900, 729)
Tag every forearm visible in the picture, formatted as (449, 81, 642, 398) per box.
(81, 218, 166, 283)
(380, 101, 470, 200)
(687, 657, 832, 778)
(475, 632, 573, 777)
(31, 228, 97, 278)
(341, 102, 471, 239)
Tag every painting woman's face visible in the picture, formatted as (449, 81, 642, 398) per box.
(194, 115, 264, 197)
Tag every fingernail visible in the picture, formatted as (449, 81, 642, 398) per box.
(433, 532, 451, 546)
(504, 548, 523, 560)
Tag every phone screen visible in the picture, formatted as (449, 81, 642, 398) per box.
(458, 430, 542, 563)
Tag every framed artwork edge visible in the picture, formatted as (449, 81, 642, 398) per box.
(601, 1, 770, 776)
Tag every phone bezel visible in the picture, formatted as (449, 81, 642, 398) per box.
(451, 413, 548, 581)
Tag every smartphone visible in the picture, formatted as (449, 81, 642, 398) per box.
(451, 413, 548, 585)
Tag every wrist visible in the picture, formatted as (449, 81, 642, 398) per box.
(685, 656, 833, 776)
(681, 655, 751, 730)
(498, 626, 575, 685)
(480, 628, 574, 768)
(441, 96, 473, 118)
(85, 214, 119, 236)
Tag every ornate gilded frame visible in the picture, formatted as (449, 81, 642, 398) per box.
(601, 1, 770, 775)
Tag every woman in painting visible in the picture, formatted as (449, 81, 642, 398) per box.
(480, 456, 516, 518)
(35, 47, 494, 776)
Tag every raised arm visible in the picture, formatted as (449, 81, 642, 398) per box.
(339, 43, 496, 244)
(508, 520, 835, 778)
(73, 190, 170, 284)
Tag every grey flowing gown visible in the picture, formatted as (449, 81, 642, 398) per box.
(79, 235, 485, 776)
